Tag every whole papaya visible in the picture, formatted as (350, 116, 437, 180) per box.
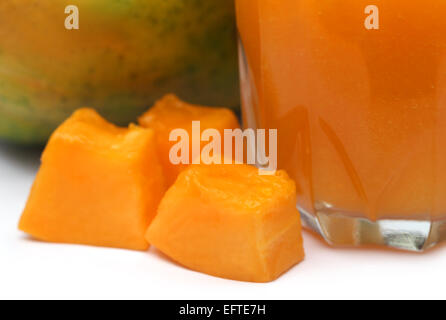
(0, 0, 239, 144)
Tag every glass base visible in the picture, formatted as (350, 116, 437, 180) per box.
(299, 207, 446, 252)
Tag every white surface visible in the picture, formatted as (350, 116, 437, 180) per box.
(1, 142, 446, 300)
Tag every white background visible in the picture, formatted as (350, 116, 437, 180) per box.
(1, 142, 446, 300)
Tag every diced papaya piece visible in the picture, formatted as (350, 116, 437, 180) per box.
(146, 164, 304, 282)
(19, 109, 166, 251)
(138, 94, 240, 186)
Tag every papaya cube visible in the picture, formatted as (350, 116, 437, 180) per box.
(138, 94, 240, 186)
(146, 164, 304, 282)
(19, 109, 166, 251)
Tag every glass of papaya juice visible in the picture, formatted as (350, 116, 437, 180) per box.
(236, 0, 446, 251)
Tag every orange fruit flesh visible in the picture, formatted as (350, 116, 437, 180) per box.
(19, 109, 166, 250)
(139, 94, 240, 186)
(146, 163, 304, 283)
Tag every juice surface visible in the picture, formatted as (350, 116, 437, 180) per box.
(237, 0, 446, 221)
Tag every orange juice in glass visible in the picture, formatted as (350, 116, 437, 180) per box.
(236, 0, 446, 251)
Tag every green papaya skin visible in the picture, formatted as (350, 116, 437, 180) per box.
(0, 0, 239, 144)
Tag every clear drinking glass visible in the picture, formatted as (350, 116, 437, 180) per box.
(236, 0, 446, 251)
